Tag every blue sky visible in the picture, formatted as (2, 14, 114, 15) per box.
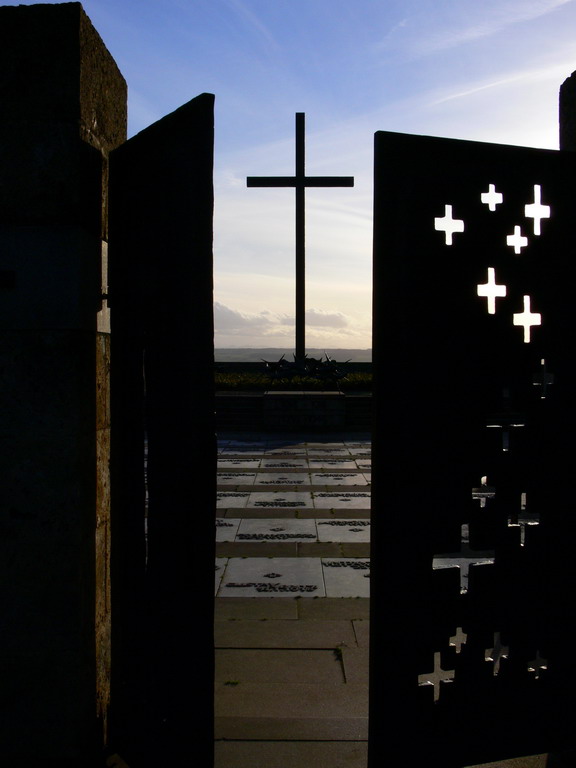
(10, 0, 576, 348)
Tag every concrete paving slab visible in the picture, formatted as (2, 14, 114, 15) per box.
(311, 473, 368, 486)
(309, 459, 358, 469)
(322, 559, 371, 598)
(218, 508, 305, 519)
(352, 620, 370, 648)
(247, 491, 313, 509)
(297, 597, 370, 621)
(216, 518, 241, 542)
(331, 509, 371, 519)
(214, 740, 368, 768)
(214, 597, 299, 620)
(215, 714, 368, 741)
(345, 440, 371, 447)
(217, 472, 257, 485)
(308, 445, 350, 459)
(218, 492, 250, 508)
(236, 518, 317, 541)
(215, 558, 228, 593)
(218, 458, 262, 468)
(215, 682, 368, 740)
(217, 557, 325, 597)
(214, 619, 358, 648)
(256, 473, 311, 486)
(317, 520, 370, 542)
(313, 492, 371, 509)
(215, 649, 345, 683)
(261, 458, 309, 468)
(341, 648, 369, 684)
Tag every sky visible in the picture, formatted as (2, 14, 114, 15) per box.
(9, 0, 576, 349)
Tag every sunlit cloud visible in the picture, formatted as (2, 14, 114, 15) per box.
(214, 303, 352, 335)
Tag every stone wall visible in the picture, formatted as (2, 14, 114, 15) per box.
(0, 4, 126, 763)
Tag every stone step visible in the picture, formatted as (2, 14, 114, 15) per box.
(214, 740, 368, 768)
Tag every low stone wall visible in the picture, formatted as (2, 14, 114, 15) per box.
(215, 391, 372, 431)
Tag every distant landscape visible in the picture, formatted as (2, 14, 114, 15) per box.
(214, 348, 372, 363)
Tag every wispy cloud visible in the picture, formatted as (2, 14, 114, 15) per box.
(380, 0, 575, 58)
(429, 61, 570, 106)
(223, 0, 280, 50)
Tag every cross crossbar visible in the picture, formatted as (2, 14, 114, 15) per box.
(247, 113, 354, 359)
(247, 177, 355, 188)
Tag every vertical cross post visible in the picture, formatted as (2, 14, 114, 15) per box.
(295, 113, 305, 358)
(247, 113, 354, 361)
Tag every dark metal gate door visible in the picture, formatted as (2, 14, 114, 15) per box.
(109, 93, 216, 767)
(370, 132, 576, 767)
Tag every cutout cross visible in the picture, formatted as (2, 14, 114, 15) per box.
(508, 492, 540, 547)
(418, 651, 455, 703)
(528, 652, 548, 680)
(533, 358, 554, 399)
(247, 113, 354, 360)
(472, 476, 496, 507)
(513, 295, 541, 343)
(481, 183, 503, 211)
(477, 267, 506, 314)
(507, 225, 528, 254)
(434, 204, 464, 245)
(449, 627, 468, 654)
(433, 524, 495, 594)
(525, 184, 551, 236)
(486, 390, 525, 452)
(485, 632, 510, 676)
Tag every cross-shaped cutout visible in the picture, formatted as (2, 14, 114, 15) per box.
(434, 204, 464, 245)
(507, 225, 528, 254)
(525, 184, 550, 236)
(433, 524, 495, 594)
(418, 651, 455, 703)
(533, 358, 554, 399)
(485, 631, 509, 676)
(477, 267, 506, 314)
(449, 627, 468, 654)
(513, 295, 541, 343)
(508, 492, 540, 547)
(487, 390, 525, 452)
(472, 476, 495, 507)
(481, 183, 503, 211)
(528, 651, 548, 680)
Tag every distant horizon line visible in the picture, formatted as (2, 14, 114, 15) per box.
(214, 346, 372, 350)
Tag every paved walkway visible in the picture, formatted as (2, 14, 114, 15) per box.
(214, 432, 370, 768)
(213, 431, 565, 768)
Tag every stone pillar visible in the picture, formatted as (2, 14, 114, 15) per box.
(0, 4, 126, 764)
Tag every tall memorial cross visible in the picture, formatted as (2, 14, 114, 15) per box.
(247, 113, 354, 360)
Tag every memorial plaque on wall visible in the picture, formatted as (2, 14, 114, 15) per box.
(370, 131, 576, 767)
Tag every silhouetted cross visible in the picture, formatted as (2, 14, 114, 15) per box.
(247, 113, 354, 360)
